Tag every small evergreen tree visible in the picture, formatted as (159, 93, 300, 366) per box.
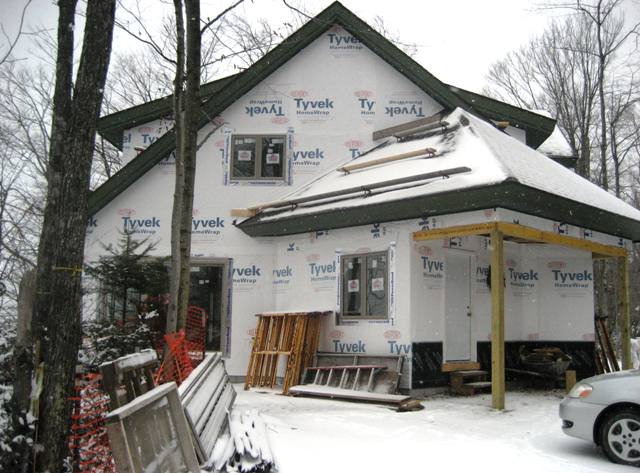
(86, 231, 169, 324)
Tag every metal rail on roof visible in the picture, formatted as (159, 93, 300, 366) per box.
(231, 166, 471, 218)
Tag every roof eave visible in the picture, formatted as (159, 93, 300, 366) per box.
(236, 181, 640, 242)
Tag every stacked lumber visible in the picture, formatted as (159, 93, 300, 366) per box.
(245, 311, 330, 394)
(100, 349, 159, 410)
(178, 352, 236, 462)
(207, 410, 275, 473)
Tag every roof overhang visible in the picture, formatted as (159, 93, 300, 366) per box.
(236, 180, 640, 242)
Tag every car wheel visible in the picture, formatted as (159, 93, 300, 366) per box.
(600, 408, 640, 466)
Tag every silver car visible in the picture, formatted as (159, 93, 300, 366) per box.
(559, 369, 640, 466)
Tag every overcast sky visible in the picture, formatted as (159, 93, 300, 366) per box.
(2, 0, 639, 94)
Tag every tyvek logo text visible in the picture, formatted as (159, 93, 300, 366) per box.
(385, 99, 425, 118)
(192, 217, 224, 236)
(328, 33, 362, 50)
(233, 265, 261, 284)
(245, 99, 284, 117)
(309, 261, 336, 282)
(295, 98, 334, 117)
(121, 216, 160, 235)
(292, 148, 325, 167)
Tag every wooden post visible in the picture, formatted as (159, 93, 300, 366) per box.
(619, 254, 632, 369)
(490, 227, 505, 410)
(565, 370, 577, 393)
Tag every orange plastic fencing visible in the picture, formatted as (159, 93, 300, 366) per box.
(185, 305, 208, 368)
(68, 372, 115, 473)
(154, 330, 194, 386)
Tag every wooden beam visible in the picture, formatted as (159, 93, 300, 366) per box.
(337, 147, 437, 173)
(372, 112, 445, 141)
(619, 255, 632, 369)
(442, 361, 481, 372)
(496, 222, 626, 257)
(413, 221, 626, 258)
(231, 208, 257, 218)
(413, 222, 496, 241)
(490, 227, 505, 410)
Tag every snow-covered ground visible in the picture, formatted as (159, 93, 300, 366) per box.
(235, 387, 632, 473)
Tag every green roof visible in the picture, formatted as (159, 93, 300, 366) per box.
(98, 74, 239, 149)
(446, 86, 555, 148)
(90, 1, 556, 216)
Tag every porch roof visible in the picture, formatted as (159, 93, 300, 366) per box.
(236, 108, 640, 241)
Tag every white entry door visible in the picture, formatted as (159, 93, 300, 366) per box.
(445, 252, 472, 361)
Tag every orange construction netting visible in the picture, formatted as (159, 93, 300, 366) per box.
(154, 329, 195, 386)
(185, 305, 207, 368)
(68, 372, 115, 473)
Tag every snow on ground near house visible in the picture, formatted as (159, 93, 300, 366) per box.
(235, 387, 631, 473)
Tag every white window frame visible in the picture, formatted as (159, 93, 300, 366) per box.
(340, 250, 389, 321)
(230, 134, 287, 181)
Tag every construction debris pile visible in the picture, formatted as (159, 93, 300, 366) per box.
(208, 410, 275, 473)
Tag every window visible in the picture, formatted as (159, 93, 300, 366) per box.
(341, 251, 388, 320)
(231, 135, 286, 180)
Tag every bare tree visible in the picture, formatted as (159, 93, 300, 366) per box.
(487, 0, 640, 352)
(0, 0, 33, 65)
(485, 15, 600, 178)
(29, 1, 117, 471)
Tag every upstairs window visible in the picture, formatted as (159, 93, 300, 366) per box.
(341, 251, 388, 320)
(231, 135, 286, 180)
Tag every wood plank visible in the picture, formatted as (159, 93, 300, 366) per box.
(372, 112, 446, 140)
(394, 121, 451, 138)
(441, 361, 481, 372)
(337, 147, 437, 173)
(230, 208, 256, 218)
(619, 256, 632, 369)
(289, 385, 411, 404)
(413, 221, 625, 259)
(497, 222, 626, 257)
(595, 322, 612, 373)
(491, 227, 505, 410)
(598, 318, 620, 371)
(565, 370, 577, 393)
(414, 222, 496, 241)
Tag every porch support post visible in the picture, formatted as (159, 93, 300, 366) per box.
(619, 254, 632, 369)
(490, 226, 505, 410)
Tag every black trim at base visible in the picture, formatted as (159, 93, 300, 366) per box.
(477, 340, 596, 381)
(411, 342, 448, 389)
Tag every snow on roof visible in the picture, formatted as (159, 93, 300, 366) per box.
(256, 108, 640, 224)
(537, 125, 574, 158)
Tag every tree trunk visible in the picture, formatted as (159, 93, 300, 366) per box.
(12, 270, 36, 425)
(167, 0, 186, 334)
(31, 1, 116, 471)
(595, 1, 609, 191)
(167, 0, 201, 332)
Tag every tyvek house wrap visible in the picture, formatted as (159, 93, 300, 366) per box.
(85, 24, 451, 382)
(85, 21, 616, 388)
